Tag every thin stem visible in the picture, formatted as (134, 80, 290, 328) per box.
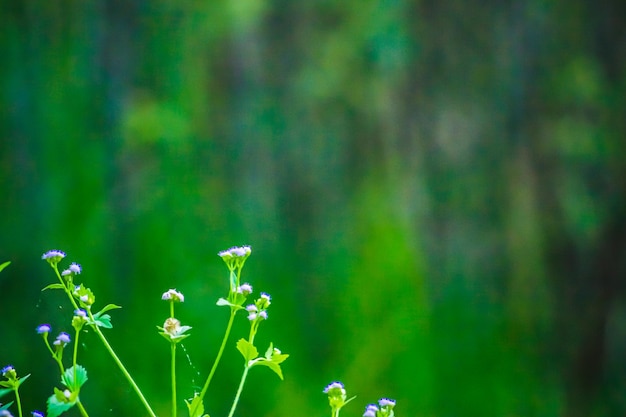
(73, 330, 80, 384)
(171, 342, 177, 417)
(52, 265, 80, 312)
(191, 308, 237, 417)
(77, 403, 89, 417)
(14, 387, 23, 417)
(91, 323, 157, 417)
(226, 365, 250, 417)
(76, 400, 90, 417)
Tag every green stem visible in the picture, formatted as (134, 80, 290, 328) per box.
(14, 387, 22, 417)
(91, 323, 157, 417)
(171, 342, 177, 417)
(191, 308, 237, 417)
(226, 365, 250, 417)
(52, 265, 80, 311)
(76, 400, 90, 417)
(73, 330, 80, 383)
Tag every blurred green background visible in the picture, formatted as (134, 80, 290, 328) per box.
(1, 1, 626, 416)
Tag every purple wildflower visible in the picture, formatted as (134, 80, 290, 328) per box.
(363, 405, 379, 417)
(37, 324, 51, 334)
(378, 399, 395, 408)
(41, 250, 66, 265)
(237, 283, 253, 296)
(323, 381, 345, 394)
(55, 332, 71, 345)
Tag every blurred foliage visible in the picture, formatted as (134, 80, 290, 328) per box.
(1, 0, 626, 416)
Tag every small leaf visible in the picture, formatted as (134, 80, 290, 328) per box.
(95, 304, 122, 316)
(0, 261, 10, 273)
(0, 381, 13, 389)
(93, 314, 113, 328)
(42, 283, 66, 291)
(0, 387, 12, 399)
(236, 338, 258, 362)
(264, 343, 274, 359)
(16, 373, 31, 388)
(47, 388, 75, 417)
(185, 394, 210, 417)
(62, 366, 88, 390)
(251, 360, 284, 380)
(0, 400, 14, 410)
(272, 353, 289, 365)
(216, 298, 232, 307)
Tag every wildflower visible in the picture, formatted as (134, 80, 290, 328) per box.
(36, 324, 51, 335)
(218, 246, 252, 269)
(324, 381, 355, 413)
(61, 262, 81, 277)
(363, 405, 378, 417)
(158, 317, 192, 343)
(32, 411, 45, 417)
(72, 284, 95, 307)
(259, 310, 268, 320)
(245, 304, 258, 312)
(161, 289, 185, 303)
(257, 293, 271, 309)
(247, 312, 257, 321)
(324, 381, 345, 396)
(1, 365, 16, 380)
(237, 283, 253, 296)
(54, 332, 71, 347)
(379, 398, 395, 408)
(72, 310, 89, 329)
(0, 410, 14, 417)
(218, 245, 251, 259)
(41, 250, 66, 266)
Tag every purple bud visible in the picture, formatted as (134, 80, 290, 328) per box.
(37, 324, 51, 334)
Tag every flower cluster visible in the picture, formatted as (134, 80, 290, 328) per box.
(41, 250, 66, 266)
(161, 289, 185, 303)
(61, 263, 81, 278)
(363, 398, 396, 417)
(218, 246, 251, 263)
(246, 293, 271, 322)
(323, 382, 395, 417)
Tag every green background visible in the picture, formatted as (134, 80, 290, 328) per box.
(1, 1, 626, 416)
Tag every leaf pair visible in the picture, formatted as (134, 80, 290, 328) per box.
(236, 339, 289, 380)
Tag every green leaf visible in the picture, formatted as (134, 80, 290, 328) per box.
(16, 373, 31, 388)
(62, 365, 88, 390)
(0, 387, 12, 399)
(47, 388, 76, 417)
(92, 314, 113, 328)
(0, 261, 10, 273)
(236, 338, 258, 362)
(42, 283, 66, 291)
(251, 359, 284, 380)
(95, 304, 122, 316)
(0, 400, 14, 410)
(0, 381, 13, 389)
(216, 297, 232, 306)
(185, 394, 210, 417)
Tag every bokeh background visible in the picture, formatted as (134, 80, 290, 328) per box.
(1, 1, 626, 416)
